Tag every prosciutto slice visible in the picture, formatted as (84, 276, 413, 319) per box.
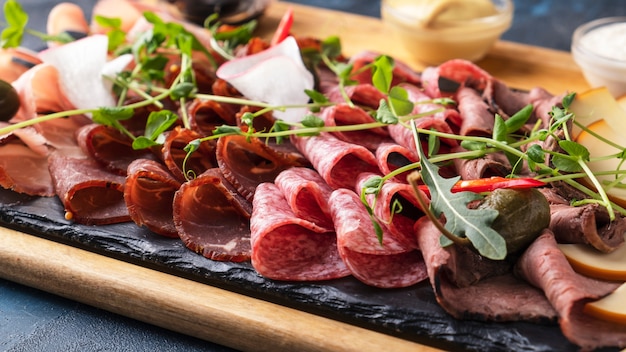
(77, 123, 156, 176)
(216, 134, 305, 202)
(48, 151, 130, 225)
(415, 217, 558, 322)
(173, 168, 251, 262)
(329, 188, 427, 288)
(0, 140, 54, 196)
(124, 159, 182, 237)
(291, 133, 379, 190)
(250, 182, 349, 281)
(516, 231, 626, 350)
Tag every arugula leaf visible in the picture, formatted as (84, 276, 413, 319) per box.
(417, 139, 507, 260)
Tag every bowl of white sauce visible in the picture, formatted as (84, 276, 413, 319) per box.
(572, 17, 626, 98)
(381, 0, 513, 65)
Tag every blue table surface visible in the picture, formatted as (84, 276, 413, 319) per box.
(3, 1, 626, 351)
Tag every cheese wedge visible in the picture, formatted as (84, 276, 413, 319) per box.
(570, 86, 626, 138)
(558, 235, 626, 281)
(584, 282, 626, 325)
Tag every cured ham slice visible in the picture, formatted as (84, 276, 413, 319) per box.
(124, 159, 182, 237)
(250, 182, 350, 281)
(48, 152, 130, 225)
(186, 98, 238, 137)
(356, 173, 425, 250)
(0, 47, 41, 83)
(516, 231, 626, 350)
(77, 124, 156, 176)
(329, 188, 427, 288)
(161, 127, 216, 182)
(375, 142, 418, 183)
(320, 104, 391, 150)
(216, 135, 305, 202)
(274, 167, 334, 231)
(290, 133, 379, 190)
(0, 140, 54, 196)
(415, 217, 559, 322)
(173, 168, 252, 262)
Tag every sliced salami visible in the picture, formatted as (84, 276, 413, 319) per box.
(320, 103, 391, 150)
(250, 182, 349, 281)
(290, 133, 379, 190)
(274, 167, 334, 231)
(374, 142, 418, 184)
(328, 188, 427, 288)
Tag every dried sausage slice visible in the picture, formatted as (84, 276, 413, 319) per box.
(329, 188, 427, 288)
(250, 182, 349, 281)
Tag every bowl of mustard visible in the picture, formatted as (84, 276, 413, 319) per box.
(381, 0, 513, 65)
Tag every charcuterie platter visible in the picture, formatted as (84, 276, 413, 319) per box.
(3, 1, 622, 351)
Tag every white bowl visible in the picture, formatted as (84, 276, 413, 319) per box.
(572, 17, 626, 98)
(381, 0, 513, 65)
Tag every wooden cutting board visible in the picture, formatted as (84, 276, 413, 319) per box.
(0, 2, 592, 352)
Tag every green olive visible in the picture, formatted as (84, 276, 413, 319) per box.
(0, 79, 20, 122)
(478, 188, 550, 254)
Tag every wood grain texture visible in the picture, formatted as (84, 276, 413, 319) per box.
(0, 1, 593, 351)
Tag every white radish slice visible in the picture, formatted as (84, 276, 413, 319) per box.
(216, 36, 314, 123)
(38, 35, 132, 114)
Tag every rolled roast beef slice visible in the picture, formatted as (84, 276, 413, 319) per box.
(457, 86, 495, 137)
(415, 217, 558, 323)
(124, 159, 182, 238)
(173, 168, 252, 262)
(550, 203, 626, 252)
(48, 151, 130, 225)
(516, 231, 626, 350)
(329, 188, 428, 289)
(250, 182, 350, 281)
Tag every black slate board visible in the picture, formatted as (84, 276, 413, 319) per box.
(0, 188, 586, 352)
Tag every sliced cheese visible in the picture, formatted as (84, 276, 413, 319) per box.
(584, 282, 626, 325)
(558, 235, 626, 281)
(570, 86, 626, 138)
(575, 119, 626, 206)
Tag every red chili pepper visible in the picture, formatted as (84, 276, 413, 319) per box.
(270, 8, 294, 46)
(418, 177, 545, 196)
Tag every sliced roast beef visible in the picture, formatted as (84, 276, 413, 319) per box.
(250, 182, 349, 281)
(451, 146, 512, 180)
(415, 217, 558, 323)
(173, 168, 251, 262)
(456, 86, 494, 137)
(515, 231, 625, 350)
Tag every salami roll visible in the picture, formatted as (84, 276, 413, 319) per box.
(374, 142, 418, 184)
(356, 172, 425, 250)
(274, 167, 334, 231)
(328, 188, 427, 288)
(250, 182, 350, 281)
(320, 103, 392, 151)
(324, 83, 386, 110)
(290, 133, 379, 190)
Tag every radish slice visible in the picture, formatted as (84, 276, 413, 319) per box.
(38, 35, 132, 114)
(216, 36, 314, 123)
